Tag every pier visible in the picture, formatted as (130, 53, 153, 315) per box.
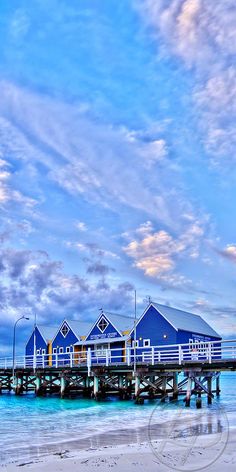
(0, 339, 236, 407)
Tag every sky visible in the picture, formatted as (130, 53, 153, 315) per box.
(1, 0, 236, 355)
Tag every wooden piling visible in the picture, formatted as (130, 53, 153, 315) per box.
(216, 375, 220, 396)
(173, 372, 178, 400)
(185, 376, 192, 407)
(207, 377, 212, 405)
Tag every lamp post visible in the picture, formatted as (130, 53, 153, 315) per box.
(12, 315, 29, 385)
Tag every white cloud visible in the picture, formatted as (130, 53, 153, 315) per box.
(0, 79, 193, 228)
(123, 219, 207, 285)
(75, 221, 88, 232)
(137, 0, 236, 165)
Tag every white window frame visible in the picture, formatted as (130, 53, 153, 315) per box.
(66, 346, 70, 353)
(97, 316, 108, 333)
(60, 323, 69, 338)
(132, 340, 139, 348)
(95, 343, 109, 357)
(53, 348, 57, 354)
(59, 347, 64, 354)
(36, 349, 40, 355)
(41, 349, 46, 355)
(143, 339, 150, 347)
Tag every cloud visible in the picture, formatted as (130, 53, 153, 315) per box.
(75, 221, 88, 232)
(87, 262, 115, 276)
(217, 244, 236, 263)
(0, 246, 134, 332)
(136, 0, 236, 166)
(0, 79, 194, 229)
(123, 218, 207, 286)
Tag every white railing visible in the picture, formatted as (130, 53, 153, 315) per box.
(0, 339, 236, 372)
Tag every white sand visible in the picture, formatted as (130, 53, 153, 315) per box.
(3, 429, 236, 472)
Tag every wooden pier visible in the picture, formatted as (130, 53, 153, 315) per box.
(0, 339, 236, 407)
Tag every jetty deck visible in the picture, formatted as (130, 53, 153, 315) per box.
(0, 339, 235, 407)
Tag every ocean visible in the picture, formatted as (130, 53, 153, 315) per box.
(0, 372, 235, 465)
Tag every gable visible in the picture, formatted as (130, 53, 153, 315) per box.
(52, 320, 80, 347)
(131, 305, 177, 345)
(86, 313, 121, 341)
(25, 327, 47, 354)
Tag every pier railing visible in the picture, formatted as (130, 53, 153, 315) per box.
(0, 338, 236, 372)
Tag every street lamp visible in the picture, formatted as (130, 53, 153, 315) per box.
(12, 315, 30, 385)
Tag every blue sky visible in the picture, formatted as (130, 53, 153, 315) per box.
(1, 0, 236, 354)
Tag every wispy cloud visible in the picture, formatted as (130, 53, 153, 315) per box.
(136, 0, 236, 166)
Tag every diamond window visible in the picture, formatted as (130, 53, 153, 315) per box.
(61, 323, 69, 337)
(97, 316, 108, 333)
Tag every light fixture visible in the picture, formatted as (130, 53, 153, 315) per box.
(139, 337, 142, 341)
(163, 334, 167, 339)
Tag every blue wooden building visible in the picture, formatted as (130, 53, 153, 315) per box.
(74, 311, 134, 362)
(130, 302, 221, 359)
(51, 319, 91, 364)
(25, 325, 57, 365)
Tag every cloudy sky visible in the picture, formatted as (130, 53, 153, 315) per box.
(1, 0, 236, 355)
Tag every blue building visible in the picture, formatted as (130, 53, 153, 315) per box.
(25, 325, 56, 366)
(51, 319, 91, 364)
(74, 311, 134, 363)
(130, 302, 221, 361)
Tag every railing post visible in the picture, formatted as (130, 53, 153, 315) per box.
(151, 347, 155, 365)
(33, 353, 36, 370)
(70, 352, 73, 368)
(56, 354, 58, 368)
(178, 345, 182, 365)
(87, 348, 91, 376)
(208, 343, 212, 364)
(106, 349, 109, 367)
(127, 347, 131, 366)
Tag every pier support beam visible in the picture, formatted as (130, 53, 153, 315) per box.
(134, 375, 140, 397)
(161, 376, 167, 402)
(207, 377, 212, 405)
(35, 374, 42, 396)
(216, 375, 220, 396)
(93, 375, 100, 399)
(173, 372, 178, 400)
(185, 376, 192, 407)
(60, 375, 68, 398)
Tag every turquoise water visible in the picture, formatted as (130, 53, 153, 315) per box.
(0, 373, 235, 465)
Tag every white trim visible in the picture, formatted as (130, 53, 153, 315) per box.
(132, 340, 139, 348)
(97, 315, 109, 333)
(53, 348, 57, 354)
(85, 312, 123, 340)
(60, 322, 70, 338)
(66, 346, 70, 353)
(59, 347, 64, 353)
(41, 349, 46, 355)
(143, 338, 150, 347)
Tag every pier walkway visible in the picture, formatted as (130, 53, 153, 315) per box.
(0, 339, 235, 406)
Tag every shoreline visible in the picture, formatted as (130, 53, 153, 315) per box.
(2, 429, 236, 472)
(2, 418, 234, 471)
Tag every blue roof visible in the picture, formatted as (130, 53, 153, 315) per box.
(37, 325, 57, 342)
(152, 303, 221, 338)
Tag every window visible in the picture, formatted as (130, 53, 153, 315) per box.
(59, 347, 64, 353)
(36, 349, 40, 355)
(66, 346, 70, 353)
(143, 339, 150, 347)
(95, 344, 109, 357)
(42, 349, 46, 355)
(97, 316, 108, 333)
(53, 348, 57, 354)
(132, 340, 139, 348)
(60, 323, 69, 337)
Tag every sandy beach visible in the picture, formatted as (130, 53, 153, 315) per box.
(2, 426, 236, 472)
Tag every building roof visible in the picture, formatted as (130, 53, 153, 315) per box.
(64, 319, 91, 339)
(151, 302, 221, 338)
(38, 325, 57, 342)
(102, 311, 134, 333)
